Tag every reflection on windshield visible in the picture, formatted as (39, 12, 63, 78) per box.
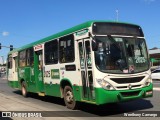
(95, 36, 149, 74)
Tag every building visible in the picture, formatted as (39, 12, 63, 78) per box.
(149, 47, 160, 69)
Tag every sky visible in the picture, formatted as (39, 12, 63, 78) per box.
(0, 0, 160, 63)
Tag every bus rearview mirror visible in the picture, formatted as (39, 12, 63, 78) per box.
(92, 39, 98, 51)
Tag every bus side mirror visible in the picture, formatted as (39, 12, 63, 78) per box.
(92, 39, 98, 51)
(7, 62, 10, 68)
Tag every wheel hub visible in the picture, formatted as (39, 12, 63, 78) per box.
(66, 91, 73, 103)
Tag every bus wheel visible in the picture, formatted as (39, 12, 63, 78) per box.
(63, 86, 77, 109)
(21, 81, 28, 97)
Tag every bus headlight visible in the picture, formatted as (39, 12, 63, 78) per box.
(144, 76, 152, 87)
(96, 79, 115, 90)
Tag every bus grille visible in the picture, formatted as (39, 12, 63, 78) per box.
(110, 76, 144, 84)
(116, 85, 141, 89)
(120, 91, 140, 97)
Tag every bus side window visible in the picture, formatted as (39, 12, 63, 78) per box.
(8, 55, 12, 69)
(13, 57, 18, 72)
(19, 50, 26, 67)
(45, 40, 58, 65)
(26, 48, 34, 66)
(59, 34, 74, 63)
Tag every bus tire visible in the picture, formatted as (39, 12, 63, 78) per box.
(63, 86, 77, 110)
(21, 81, 28, 97)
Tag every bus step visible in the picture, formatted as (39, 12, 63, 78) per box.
(38, 92, 45, 96)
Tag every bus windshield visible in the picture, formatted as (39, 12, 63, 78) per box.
(94, 36, 149, 74)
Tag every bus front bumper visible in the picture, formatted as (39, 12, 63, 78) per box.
(95, 83, 153, 105)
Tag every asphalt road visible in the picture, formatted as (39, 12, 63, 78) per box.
(0, 76, 159, 119)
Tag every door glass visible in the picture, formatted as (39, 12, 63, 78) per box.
(78, 40, 95, 100)
(38, 53, 43, 71)
(85, 41, 94, 99)
(85, 41, 92, 68)
(36, 51, 43, 82)
(78, 42, 85, 69)
(81, 71, 87, 98)
(88, 71, 95, 99)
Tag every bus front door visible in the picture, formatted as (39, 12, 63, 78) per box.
(78, 39, 95, 101)
(35, 50, 44, 92)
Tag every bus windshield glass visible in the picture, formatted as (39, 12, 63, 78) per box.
(94, 36, 149, 74)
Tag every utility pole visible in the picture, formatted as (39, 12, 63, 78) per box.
(116, 9, 119, 22)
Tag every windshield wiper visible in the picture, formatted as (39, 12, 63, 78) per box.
(107, 35, 120, 51)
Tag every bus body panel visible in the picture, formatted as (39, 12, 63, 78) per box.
(95, 83, 153, 105)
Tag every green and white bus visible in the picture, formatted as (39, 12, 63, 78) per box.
(7, 21, 153, 109)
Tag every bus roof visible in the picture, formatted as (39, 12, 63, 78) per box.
(8, 20, 140, 54)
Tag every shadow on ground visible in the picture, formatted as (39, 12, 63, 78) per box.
(13, 90, 153, 117)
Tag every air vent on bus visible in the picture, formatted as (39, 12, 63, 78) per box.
(120, 90, 141, 97)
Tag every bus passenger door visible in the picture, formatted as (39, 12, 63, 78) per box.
(78, 39, 95, 101)
(34, 50, 44, 92)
